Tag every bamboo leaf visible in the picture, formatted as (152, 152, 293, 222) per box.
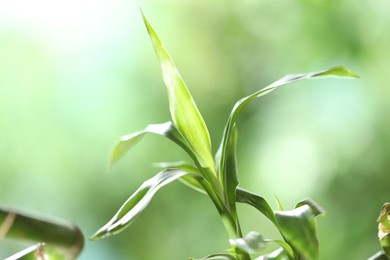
(295, 198, 326, 217)
(229, 231, 266, 254)
(142, 11, 215, 172)
(223, 125, 239, 223)
(236, 188, 276, 224)
(91, 169, 189, 239)
(108, 121, 194, 168)
(274, 204, 320, 260)
(5, 243, 45, 260)
(190, 253, 237, 260)
(153, 161, 207, 194)
(217, 66, 358, 183)
(367, 251, 388, 260)
(255, 248, 289, 260)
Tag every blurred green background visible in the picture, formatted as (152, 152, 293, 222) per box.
(1, 0, 389, 259)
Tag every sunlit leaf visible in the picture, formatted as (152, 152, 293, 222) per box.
(217, 66, 358, 184)
(229, 231, 266, 254)
(367, 251, 388, 260)
(274, 205, 319, 260)
(153, 161, 207, 194)
(91, 169, 189, 239)
(236, 188, 276, 224)
(275, 196, 284, 211)
(108, 121, 194, 168)
(255, 248, 289, 260)
(295, 198, 326, 217)
(190, 253, 237, 260)
(142, 11, 215, 172)
(5, 243, 45, 260)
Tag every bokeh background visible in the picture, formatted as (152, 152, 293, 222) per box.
(1, 0, 389, 259)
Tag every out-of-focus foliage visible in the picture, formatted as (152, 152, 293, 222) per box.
(0, 0, 389, 259)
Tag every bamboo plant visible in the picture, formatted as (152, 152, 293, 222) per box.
(0, 206, 84, 260)
(92, 10, 359, 260)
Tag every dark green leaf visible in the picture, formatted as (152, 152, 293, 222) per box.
(236, 188, 276, 224)
(217, 66, 358, 185)
(295, 198, 326, 217)
(142, 11, 215, 172)
(274, 205, 320, 260)
(108, 121, 194, 168)
(91, 169, 189, 239)
(223, 125, 239, 222)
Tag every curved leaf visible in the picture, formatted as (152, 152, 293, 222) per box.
(236, 188, 276, 224)
(218, 66, 358, 184)
(274, 205, 320, 260)
(190, 253, 237, 260)
(91, 169, 189, 239)
(108, 121, 194, 168)
(142, 11, 215, 172)
(295, 198, 326, 217)
(229, 231, 266, 254)
(255, 248, 289, 260)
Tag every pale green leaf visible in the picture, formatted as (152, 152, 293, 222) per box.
(91, 169, 189, 239)
(295, 198, 326, 217)
(367, 251, 388, 260)
(217, 66, 358, 183)
(229, 231, 266, 254)
(5, 243, 45, 260)
(142, 11, 215, 172)
(255, 248, 289, 260)
(190, 253, 237, 260)
(236, 188, 276, 224)
(275, 196, 284, 211)
(108, 121, 194, 168)
(274, 205, 320, 260)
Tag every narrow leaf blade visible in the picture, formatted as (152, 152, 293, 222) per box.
(142, 11, 215, 171)
(91, 169, 189, 239)
(108, 121, 193, 168)
(218, 66, 358, 182)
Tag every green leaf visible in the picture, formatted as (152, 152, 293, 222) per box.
(367, 251, 388, 260)
(142, 11, 215, 172)
(275, 196, 284, 211)
(295, 198, 326, 217)
(236, 188, 276, 224)
(255, 248, 289, 260)
(229, 231, 266, 254)
(108, 121, 194, 168)
(190, 253, 237, 260)
(153, 161, 207, 194)
(377, 203, 390, 258)
(217, 66, 358, 184)
(5, 243, 45, 260)
(91, 169, 189, 239)
(274, 205, 320, 260)
(223, 125, 239, 223)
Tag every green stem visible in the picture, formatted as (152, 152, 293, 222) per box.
(0, 206, 84, 259)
